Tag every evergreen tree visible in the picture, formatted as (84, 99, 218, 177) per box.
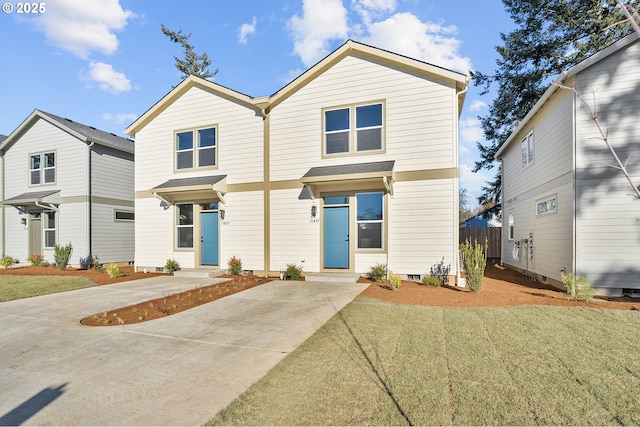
(472, 0, 632, 213)
(161, 24, 218, 81)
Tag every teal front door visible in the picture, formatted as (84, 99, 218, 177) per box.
(323, 206, 349, 269)
(200, 212, 218, 266)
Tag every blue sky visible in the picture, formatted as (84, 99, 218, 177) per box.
(0, 0, 514, 206)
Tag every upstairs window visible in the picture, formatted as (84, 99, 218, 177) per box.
(176, 126, 217, 170)
(29, 151, 55, 185)
(521, 131, 534, 168)
(324, 102, 384, 156)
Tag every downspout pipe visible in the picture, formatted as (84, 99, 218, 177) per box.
(87, 141, 94, 260)
(1, 151, 4, 256)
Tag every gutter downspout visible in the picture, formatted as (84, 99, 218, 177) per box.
(261, 106, 270, 278)
(455, 83, 468, 284)
(1, 151, 4, 256)
(87, 141, 94, 260)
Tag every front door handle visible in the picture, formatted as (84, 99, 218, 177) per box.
(201, 236, 204, 243)
(345, 234, 349, 242)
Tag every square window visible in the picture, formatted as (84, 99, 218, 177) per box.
(324, 103, 383, 156)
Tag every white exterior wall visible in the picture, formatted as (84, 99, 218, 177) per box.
(574, 39, 640, 293)
(500, 89, 574, 285)
(269, 54, 459, 275)
(134, 85, 264, 270)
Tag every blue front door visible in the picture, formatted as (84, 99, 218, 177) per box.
(200, 212, 218, 266)
(323, 206, 349, 269)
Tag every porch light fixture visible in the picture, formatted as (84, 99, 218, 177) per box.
(311, 205, 317, 218)
(220, 209, 225, 220)
(21, 218, 27, 225)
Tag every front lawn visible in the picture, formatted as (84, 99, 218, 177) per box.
(0, 275, 95, 302)
(209, 298, 640, 426)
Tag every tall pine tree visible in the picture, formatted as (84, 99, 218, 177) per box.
(472, 0, 633, 213)
(161, 24, 218, 81)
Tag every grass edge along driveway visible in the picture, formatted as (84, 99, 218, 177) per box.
(0, 275, 95, 302)
(209, 297, 640, 426)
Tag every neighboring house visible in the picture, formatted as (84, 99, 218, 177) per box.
(1, 110, 135, 266)
(495, 33, 640, 296)
(126, 40, 468, 280)
(460, 211, 501, 228)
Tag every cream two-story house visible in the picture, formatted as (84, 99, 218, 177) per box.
(127, 40, 468, 279)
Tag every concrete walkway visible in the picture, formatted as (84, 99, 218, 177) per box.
(0, 275, 369, 426)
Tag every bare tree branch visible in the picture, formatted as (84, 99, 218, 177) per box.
(554, 83, 640, 199)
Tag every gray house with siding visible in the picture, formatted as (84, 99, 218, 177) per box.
(1, 110, 135, 266)
(496, 33, 640, 297)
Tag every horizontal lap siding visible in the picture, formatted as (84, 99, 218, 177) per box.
(134, 198, 173, 268)
(4, 209, 28, 262)
(219, 191, 264, 270)
(90, 145, 134, 200)
(500, 89, 574, 282)
(135, 86, 264, 192)
(57, 203, 88, 265)
(575, 40, 640, 290)
(269, 189, 320, 272)
(388, 180, 456, 275)
(91, 203, 134, 263)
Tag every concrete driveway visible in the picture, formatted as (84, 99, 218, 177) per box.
(0, 275, 368, 426)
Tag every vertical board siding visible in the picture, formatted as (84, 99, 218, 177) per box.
(459, 228, 502, 259)
(574, 39, 640, 291)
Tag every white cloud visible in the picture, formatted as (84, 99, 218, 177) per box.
(287, 0, 349, 67)
(459, 117, 483, 146)
(85, 62, 131, 93)
(362, 12, 472, 74)
(352, 0, 396, 26)
(469, 99, 488, 112)
(102, 112, 138, 124)
(33, 0, 135, 58)
(238, 17, 257, 45)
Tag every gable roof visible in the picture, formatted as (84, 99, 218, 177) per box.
(495, 32, 640, 159)
(125, 39, 469, 136)
(0, 109, 134, 154)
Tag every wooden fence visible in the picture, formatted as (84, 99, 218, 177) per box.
(459, 227, 502, 259)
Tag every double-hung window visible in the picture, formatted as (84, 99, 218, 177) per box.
(176, 126, 217, 170)
(176, 203, 194, 249)
(324, 102, 384, 156)
(356, 192, 383, 249)
(43, 211, 56, 248)
(521, 131, 534, 168)
(29, 151, 55, 185)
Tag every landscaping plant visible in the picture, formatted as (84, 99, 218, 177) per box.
(285, 263, 303, 280)
(164, 259, 180, 274)
(388, 270, 402, 290)
(28, 253, 45, 266)
(106, 263, 120, 279)
(369, 262, 388, 282)
(1, 255, 16, 270)
(460, 238, 487, 292)
(227, 256, 242, 275)
(53, 243, 73, 270)
(421, 275, 441, 287)
(561, 272, 595, 302)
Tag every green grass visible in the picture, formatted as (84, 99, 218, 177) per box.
(209, 297, 640, 426)
(0, 275, 95, 302)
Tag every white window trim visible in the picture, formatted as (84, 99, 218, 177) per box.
(508, 210, 515, 241)
(536, 194, 557, 216)
(323, 101, 385, 157)
(521, 131, 534, 168)
(43, 211, 56, 248)
(29, 151, 56, 186)
(175, 126, 218, 171)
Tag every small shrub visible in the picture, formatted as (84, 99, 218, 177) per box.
(430, 257, 451, 286)
(1, 255, 16, 270)
(369, 263, 388, 282)
(460, 239, 487, 292)
(227, 256, 242, 275)
(164, 259, 180, 274)
(28, 253, 45, 266)
(388, 271, 402, 290)
(53, 243, 73, 271)
(106, 263, 120, 279)
(421, 275, 441, 287)
(561, 273, 595, 302)
(285, 263, 303, 280)
(93, 260, 104, 273)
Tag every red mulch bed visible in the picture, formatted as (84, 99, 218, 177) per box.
(360, 262, 640, 311)
(0, 265, 164, 285)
